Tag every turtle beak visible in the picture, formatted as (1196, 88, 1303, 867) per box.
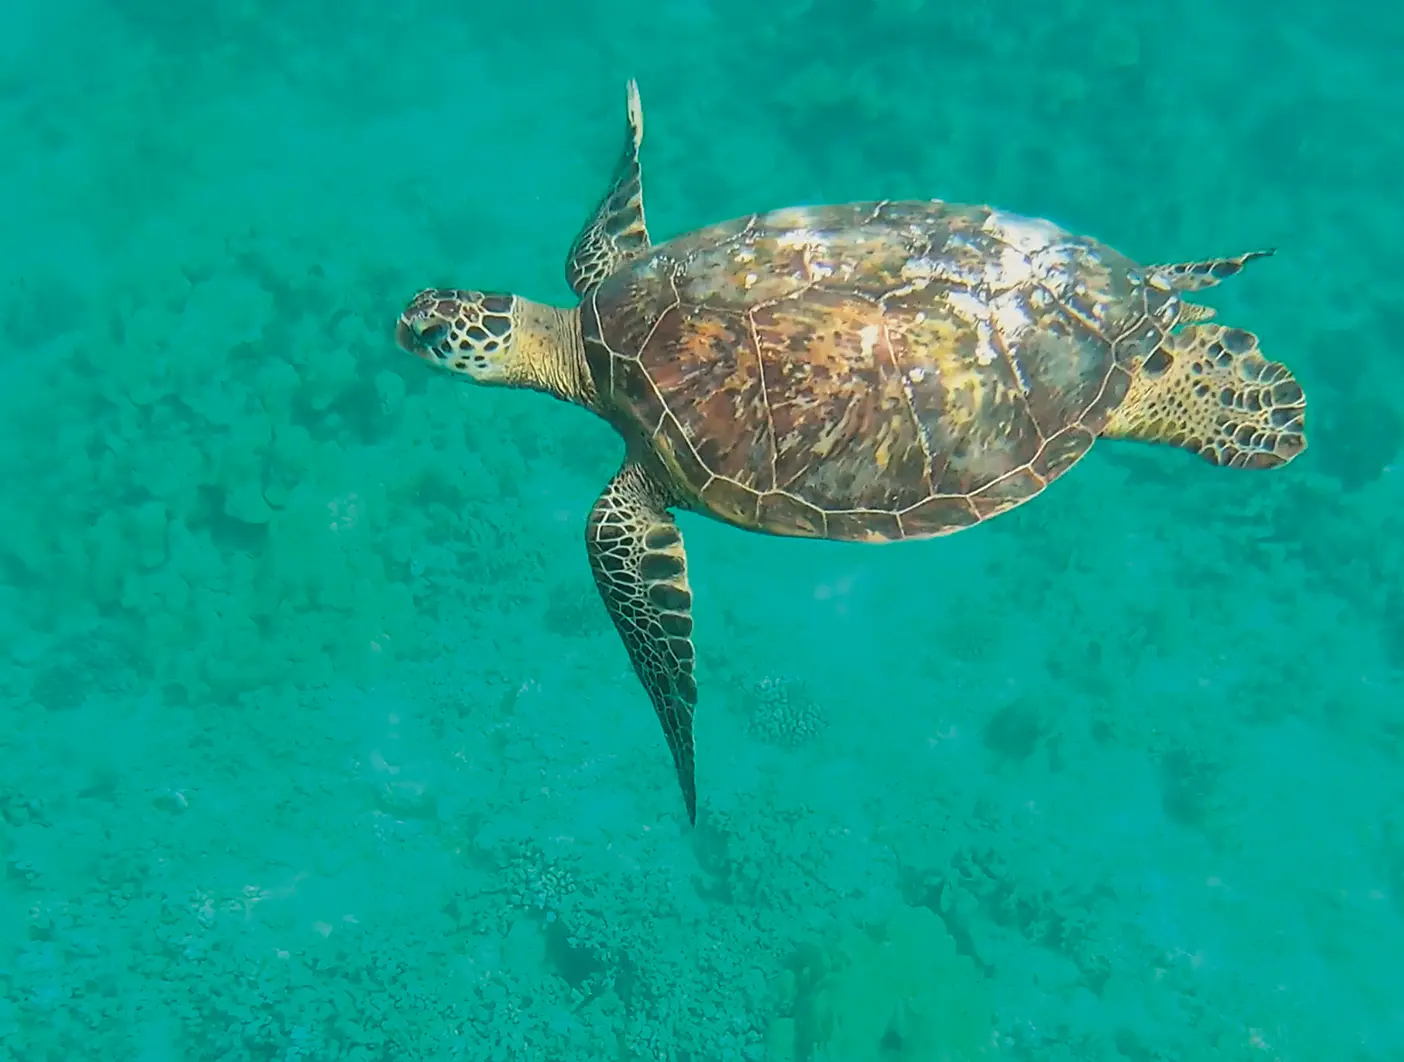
(394, 317, 416, 353)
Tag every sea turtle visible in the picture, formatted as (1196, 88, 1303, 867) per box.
(395, 81, 1306, 824)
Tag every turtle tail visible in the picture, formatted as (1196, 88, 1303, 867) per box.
(1101, 324, 1306, 469)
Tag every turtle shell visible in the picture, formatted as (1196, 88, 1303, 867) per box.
(580, 200, 1184, 541)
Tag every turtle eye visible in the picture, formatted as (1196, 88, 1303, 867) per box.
(414, 320, 449, 348)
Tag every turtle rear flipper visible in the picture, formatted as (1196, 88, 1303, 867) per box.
(566, 79, 651, 298)
(1147, 249, 1274, 293)
(1103, 324, 1306, 469)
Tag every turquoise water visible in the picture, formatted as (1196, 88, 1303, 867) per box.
(2, 0, 1401, 1058)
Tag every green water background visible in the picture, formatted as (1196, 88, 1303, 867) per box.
(1, 0, 1402, 1058)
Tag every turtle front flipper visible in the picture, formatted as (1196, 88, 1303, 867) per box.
(565, 79, 652, 298)
(1103, 324, 1306, 469)
(586, 461, 699, 823)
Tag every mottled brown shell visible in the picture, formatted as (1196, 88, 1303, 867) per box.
(580, 200, 1184, 541)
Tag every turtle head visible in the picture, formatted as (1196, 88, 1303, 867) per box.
(396, 288, 591, 405)
(395, 288, 521, 385)
(396, 288, 593, 405)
